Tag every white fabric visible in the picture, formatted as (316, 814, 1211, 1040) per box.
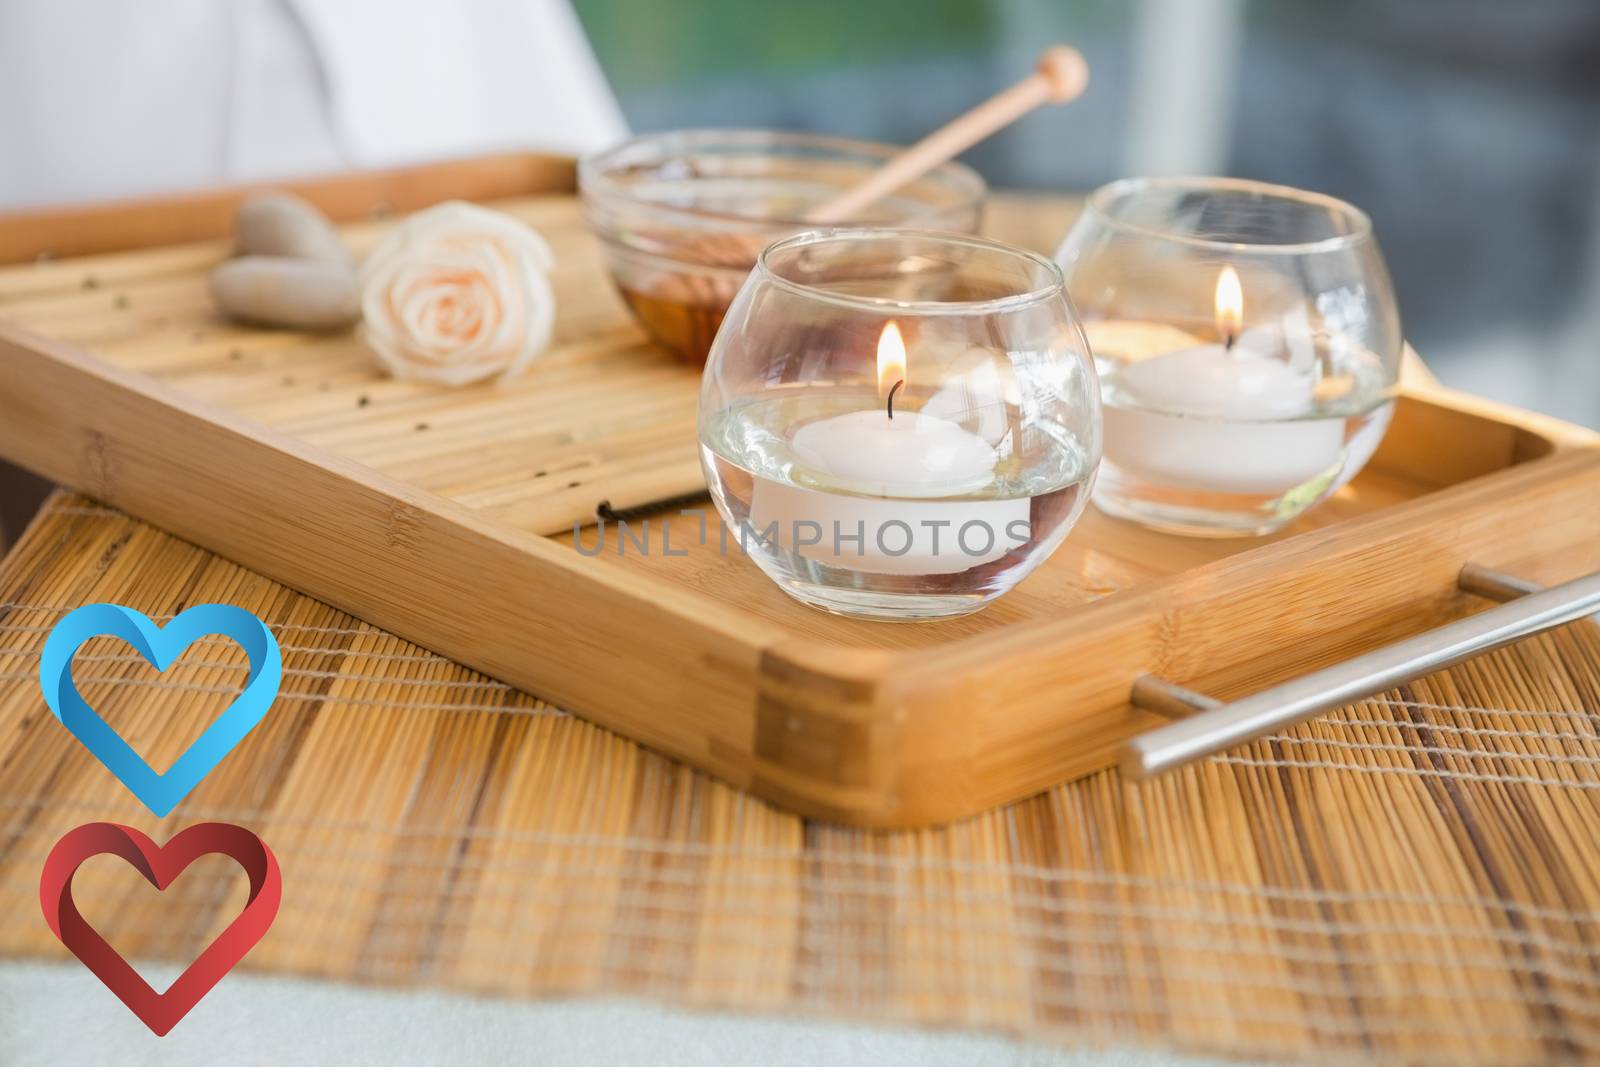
(0, 0, 628, 209)
(0, 961, 1251, 1067)
(228, 0, 347, 179)
(284, 0, 627, 164)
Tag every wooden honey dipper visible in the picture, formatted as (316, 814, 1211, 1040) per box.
(808, 45, 1090, 225)
(640, 45, 1090, 361)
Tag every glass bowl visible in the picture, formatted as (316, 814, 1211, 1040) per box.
(699, 229, 1101, 621)
(579, 130, 987, 366)
(1054, 177, 1402, 537)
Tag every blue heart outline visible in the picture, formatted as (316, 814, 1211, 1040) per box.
(39, 604, 281, 817)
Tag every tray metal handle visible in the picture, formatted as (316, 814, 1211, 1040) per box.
(1121, 564, 1600, 779)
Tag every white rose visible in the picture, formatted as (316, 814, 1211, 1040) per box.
(359, 200, 555, 386)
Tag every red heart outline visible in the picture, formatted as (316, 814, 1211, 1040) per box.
(39, 822, 281, 1036)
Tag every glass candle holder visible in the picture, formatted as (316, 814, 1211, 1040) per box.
(1055, 177, 1401, 537)
(699, 229, 1102, 621)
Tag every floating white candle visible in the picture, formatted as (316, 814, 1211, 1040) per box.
(1102, 267, 1345, 496)
(748, 322, 1030, 576)
(789, 408, 1001, 497)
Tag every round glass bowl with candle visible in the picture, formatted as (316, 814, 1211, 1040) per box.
(699, 229, 1101, 620)
(579, 130, 986, 366)
(1055, 177, 1401, 537)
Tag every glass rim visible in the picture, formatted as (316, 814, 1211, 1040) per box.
(1083, 176, 1375, 254)
(578, 128, 987, 229)
(755, 228, 1067, 315)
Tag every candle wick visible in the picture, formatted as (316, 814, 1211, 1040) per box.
(886, 379, 905, 420)
(1223, 330, 1237, 354)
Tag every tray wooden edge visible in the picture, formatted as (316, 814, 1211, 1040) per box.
(6, 313, 1595, 828)
(0, 151, 577, 264)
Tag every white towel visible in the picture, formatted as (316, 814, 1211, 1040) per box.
(0, 0, 628, 208)
(283, 0, 629, 165)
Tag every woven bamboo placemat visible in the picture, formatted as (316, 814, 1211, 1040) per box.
(0, 493, 1596, 1065)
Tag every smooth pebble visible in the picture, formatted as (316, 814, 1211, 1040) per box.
(235, 192, 352, 267)
(210, 256, 360, 330)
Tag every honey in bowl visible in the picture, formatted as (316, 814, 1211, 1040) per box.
(579, 130, 986, 366)
(616, 284, 729, 367)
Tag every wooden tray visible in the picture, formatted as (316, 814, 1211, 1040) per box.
(1, 154, 1597, 827)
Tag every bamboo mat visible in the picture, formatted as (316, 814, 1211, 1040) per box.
(1, 492, 1598, 1066)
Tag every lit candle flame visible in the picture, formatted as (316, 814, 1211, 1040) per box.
(1214, 266, 1243, 349)
(876, 321, 908, 419)
(876, 320, 907, 400)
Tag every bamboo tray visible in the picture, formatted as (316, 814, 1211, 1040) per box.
(1, 153, 1597, 827)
